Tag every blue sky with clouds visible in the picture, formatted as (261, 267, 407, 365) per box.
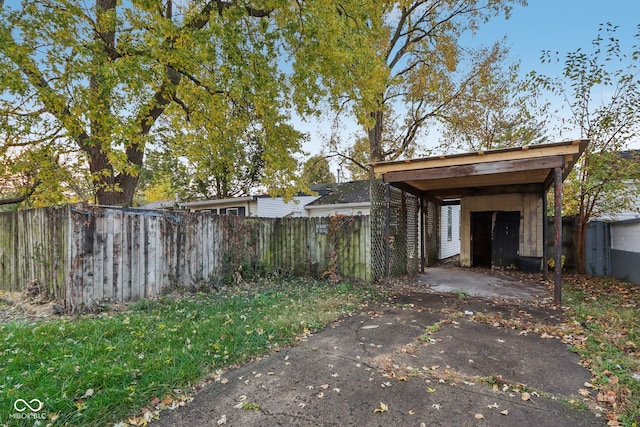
(302, 1, 640, 171)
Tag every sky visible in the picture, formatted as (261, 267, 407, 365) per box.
(301, 0, 640, 177)
(477, 0, 640, 78)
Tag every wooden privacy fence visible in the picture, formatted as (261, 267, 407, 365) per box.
(0, 205, 371, 310)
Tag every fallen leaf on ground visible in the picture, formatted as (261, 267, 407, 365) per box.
(374, 402, 388, 413)
(521, 392, 531, 401)
(474, 413, 484, 419)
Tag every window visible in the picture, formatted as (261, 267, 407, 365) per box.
(447, 206, 453, 241)
(226, 208, 239, 216)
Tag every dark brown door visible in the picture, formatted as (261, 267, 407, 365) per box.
(471, 212, 493, 267)
(492, 211, 520, 268)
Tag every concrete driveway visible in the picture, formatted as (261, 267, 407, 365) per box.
(418, 265, 549, 299)
(150, 270, 603, 426)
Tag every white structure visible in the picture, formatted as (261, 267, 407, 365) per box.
(588, 150, 640, 284)
(179, 195, 320, 218)
(439, 203, 460, 259)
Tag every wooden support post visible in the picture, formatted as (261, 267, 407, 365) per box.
(384, 183, 391, 279)
(542, 190, 548, 281)
(553, 167, 563, 305)
(420, 197, 425, 273)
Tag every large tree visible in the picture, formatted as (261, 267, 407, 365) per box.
(529, 23, 640, 274)
(301, 154, 336, 185)
(290, 0, 526, 163)
(438, 59, 547, 152)
(0, 0, 304, 206)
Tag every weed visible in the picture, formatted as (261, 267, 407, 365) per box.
(454, 290, 469, 298)
(241, 402, 261, 411)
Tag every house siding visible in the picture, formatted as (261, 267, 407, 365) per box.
(257, 196, 319, 218)
(306, 206, 370, 218)
(610, 249, 640, 285)
(440, 205, 460, 259)
(611, 221, 640, 252)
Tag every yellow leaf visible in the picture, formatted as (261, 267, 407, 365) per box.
(374, 402, 388, 413)
(426, 387, 436, 393)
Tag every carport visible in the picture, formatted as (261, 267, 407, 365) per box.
(371, 140, 589, 304)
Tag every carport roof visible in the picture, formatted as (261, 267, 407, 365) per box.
(372, 140, 589, 200)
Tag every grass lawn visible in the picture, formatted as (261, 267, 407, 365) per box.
(0, 277, 380, 427)
(562, 276, 640, 426)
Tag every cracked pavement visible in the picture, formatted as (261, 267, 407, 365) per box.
(149, 285, 605, 426)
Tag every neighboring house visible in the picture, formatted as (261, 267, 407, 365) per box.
(179, 194, 320, 218)
(179, 195, 257, 216)
(178, 184, 333, 217)
(140, 199, 179, 210)
(178, 181, 371, 218)
(440, 202, 461, 260)
(304, 180, 371, 217)
(177, 179, 460, 261)
(587, 149, 640, 284)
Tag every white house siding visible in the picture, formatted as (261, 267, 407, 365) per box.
(611, 221, 640, 253)
(440, 205, 460, 259)
(609, 220, 640, 285)
(460, 193, 543, 267)
(180, 198, 257, 215)
(256, 196, 319, 218)
(595, 181, 640, 222)
(305, 204, 371, 218)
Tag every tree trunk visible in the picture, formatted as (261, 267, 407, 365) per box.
(368, 110, 384, 162)
(574, 215, 588, 274)
(95, 174, 139, 206)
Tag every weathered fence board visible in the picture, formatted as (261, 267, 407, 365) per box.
(0, 205, 372, 309)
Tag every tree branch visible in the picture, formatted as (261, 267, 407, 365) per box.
(0, 178, 41, 206)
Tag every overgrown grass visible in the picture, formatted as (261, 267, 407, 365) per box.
(0, 277, 380, 427)
(563, 276, 640, 426)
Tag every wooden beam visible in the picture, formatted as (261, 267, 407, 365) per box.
(420, 197, 425, 273)
(543, 157, 566, 190)
(554, 167, 563, 305)
(389, 182, 442, 205)
(542, 189, 548, 282)
(383, 156, 566, 184)
(372, 140, 587, 175)
(422, 183, 545, 199)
